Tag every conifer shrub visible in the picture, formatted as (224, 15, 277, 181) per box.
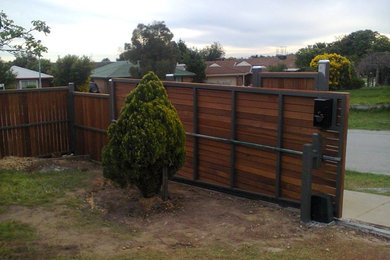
(102, 72, 186, 198)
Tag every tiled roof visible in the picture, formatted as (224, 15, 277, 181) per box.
(174, 68, 196, 77)
(10, 66, 53, 79)
(205, 55, 297, 76)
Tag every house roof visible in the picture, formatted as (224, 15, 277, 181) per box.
(91, 61, 138, 79)
(204, 55, 297, 77)
(174, 68, 196, 77)
(10, 66, 53, 79)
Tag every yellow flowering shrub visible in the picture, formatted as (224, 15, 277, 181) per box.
(310, 53, 352, 90)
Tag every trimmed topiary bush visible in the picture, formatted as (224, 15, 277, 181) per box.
(102, 72, 186, 198)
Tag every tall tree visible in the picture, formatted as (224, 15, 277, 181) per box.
(200, 42, 225, 61)
(357, 52, 390, 86)
(295, 42, 327, 70)
(0, 10, 50, 56)
(120, 21, 178, 78)
(177, 40, 206, 82)
(0, 59, 16, 88)
(52, 55, 93, 91)
(11, 53, 52, 74)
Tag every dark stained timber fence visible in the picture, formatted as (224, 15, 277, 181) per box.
(256, 72, 319, 90)
(111, 78, 349, 218)
(0, 87, 70, 158)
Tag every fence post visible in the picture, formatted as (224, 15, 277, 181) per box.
(108, 79, 116, 122)
(301, 143, 314, 223)
(68, 82, 76, 154)
(252, 66, 263, 87)
(317, 60, 330, 91)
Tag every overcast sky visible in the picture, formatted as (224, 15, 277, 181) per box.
(2, 0, 390, 62)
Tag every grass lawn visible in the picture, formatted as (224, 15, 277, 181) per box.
(341, 85, 390, 105)
(348, 108, 390, 131)
(345, 170, 390, 196)
(341, 86, 390, 130)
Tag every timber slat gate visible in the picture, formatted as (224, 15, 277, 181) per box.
(0, 79, 349, 220)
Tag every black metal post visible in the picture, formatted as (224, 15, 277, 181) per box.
(300, 144, 314, 223)
(67, 83, 76, 154)
(312, 133, 322, 169)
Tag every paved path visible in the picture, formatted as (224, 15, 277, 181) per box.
(343, 190, 390, 227)
(346, 130, 390, 175)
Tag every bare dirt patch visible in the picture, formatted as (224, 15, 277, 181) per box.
(1, 157, 389, 259)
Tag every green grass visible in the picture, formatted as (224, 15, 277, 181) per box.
(345, 170, 390, 196)
(0, 220, 38, 258)
(0, 170, 91, 206)
(341, 86, 390, 105)
(348, 108, 390, 130)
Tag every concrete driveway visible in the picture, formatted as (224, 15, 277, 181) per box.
(346, 130, 390, 175)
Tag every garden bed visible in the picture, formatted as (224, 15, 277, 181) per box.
(0, 157, 389, 259)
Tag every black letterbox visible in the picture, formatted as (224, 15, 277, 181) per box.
(313, 98, 333, 128)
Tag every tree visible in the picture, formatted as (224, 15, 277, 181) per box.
(295, 42, 328, 70)
(268, 62, 288, 72)
(328, 30, 390, 63)
(0, 10, 50, 56)
(177, 40, 206, 82)
(0, 59, 16, 88)
(310, 53, 352, 90)
(120, 21, 178, 79)
(11, 53, 52, 74)
(52, 55, 93, 91)
(357, 52, 390, 86)
(102, 72, 186, 198)
(200, 42, 225, 61)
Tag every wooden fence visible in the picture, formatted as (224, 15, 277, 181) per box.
(0, 87, 70, 158)
(0, 79, 349, 218)
(111, 79, 349, 218)
(253, 72, 320, 90)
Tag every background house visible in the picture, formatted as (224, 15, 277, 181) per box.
(10, 66, 53, 89)
(166, 64, 196, 82)
(91, 61, 138, 93)
(204, 55, 298, 86)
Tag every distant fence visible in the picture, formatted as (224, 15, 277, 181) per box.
(0, 87, 70, 158)
(255, 72, 319, 90)
(0, 79, 349, 219)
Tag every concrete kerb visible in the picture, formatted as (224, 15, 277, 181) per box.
(336, 219, 390, 239)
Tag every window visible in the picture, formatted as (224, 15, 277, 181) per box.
(19, 80, 38, 89)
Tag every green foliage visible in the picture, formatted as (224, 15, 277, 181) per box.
(345, 170, 390, 196)
(200, 42, 225, 61)
(0, 221, 36, 241)
(295, 42, 328, 70)
(268, 62, 288, 72)
(342, 85, 390, 105)
(310, 53, 352, 90)
(0, 10, 50, 56)
(177, 40, 206, 82)
(11, 53, 52, 74)
(0, 58, 15, 87)
(52, 55, 93, 90)
(0, 170, 91, 206)
(349, 108, 390, 131)
(295, 30, 390, 69)
(102, 72, 186, 198)
(120, 21, 178, 79)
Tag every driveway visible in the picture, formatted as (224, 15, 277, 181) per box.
(346, 130, 390, 175)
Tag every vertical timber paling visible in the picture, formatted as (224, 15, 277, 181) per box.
(275, 94, 284, 198)
(193, 87, 199, 180)
(230, 90, 236, 188)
